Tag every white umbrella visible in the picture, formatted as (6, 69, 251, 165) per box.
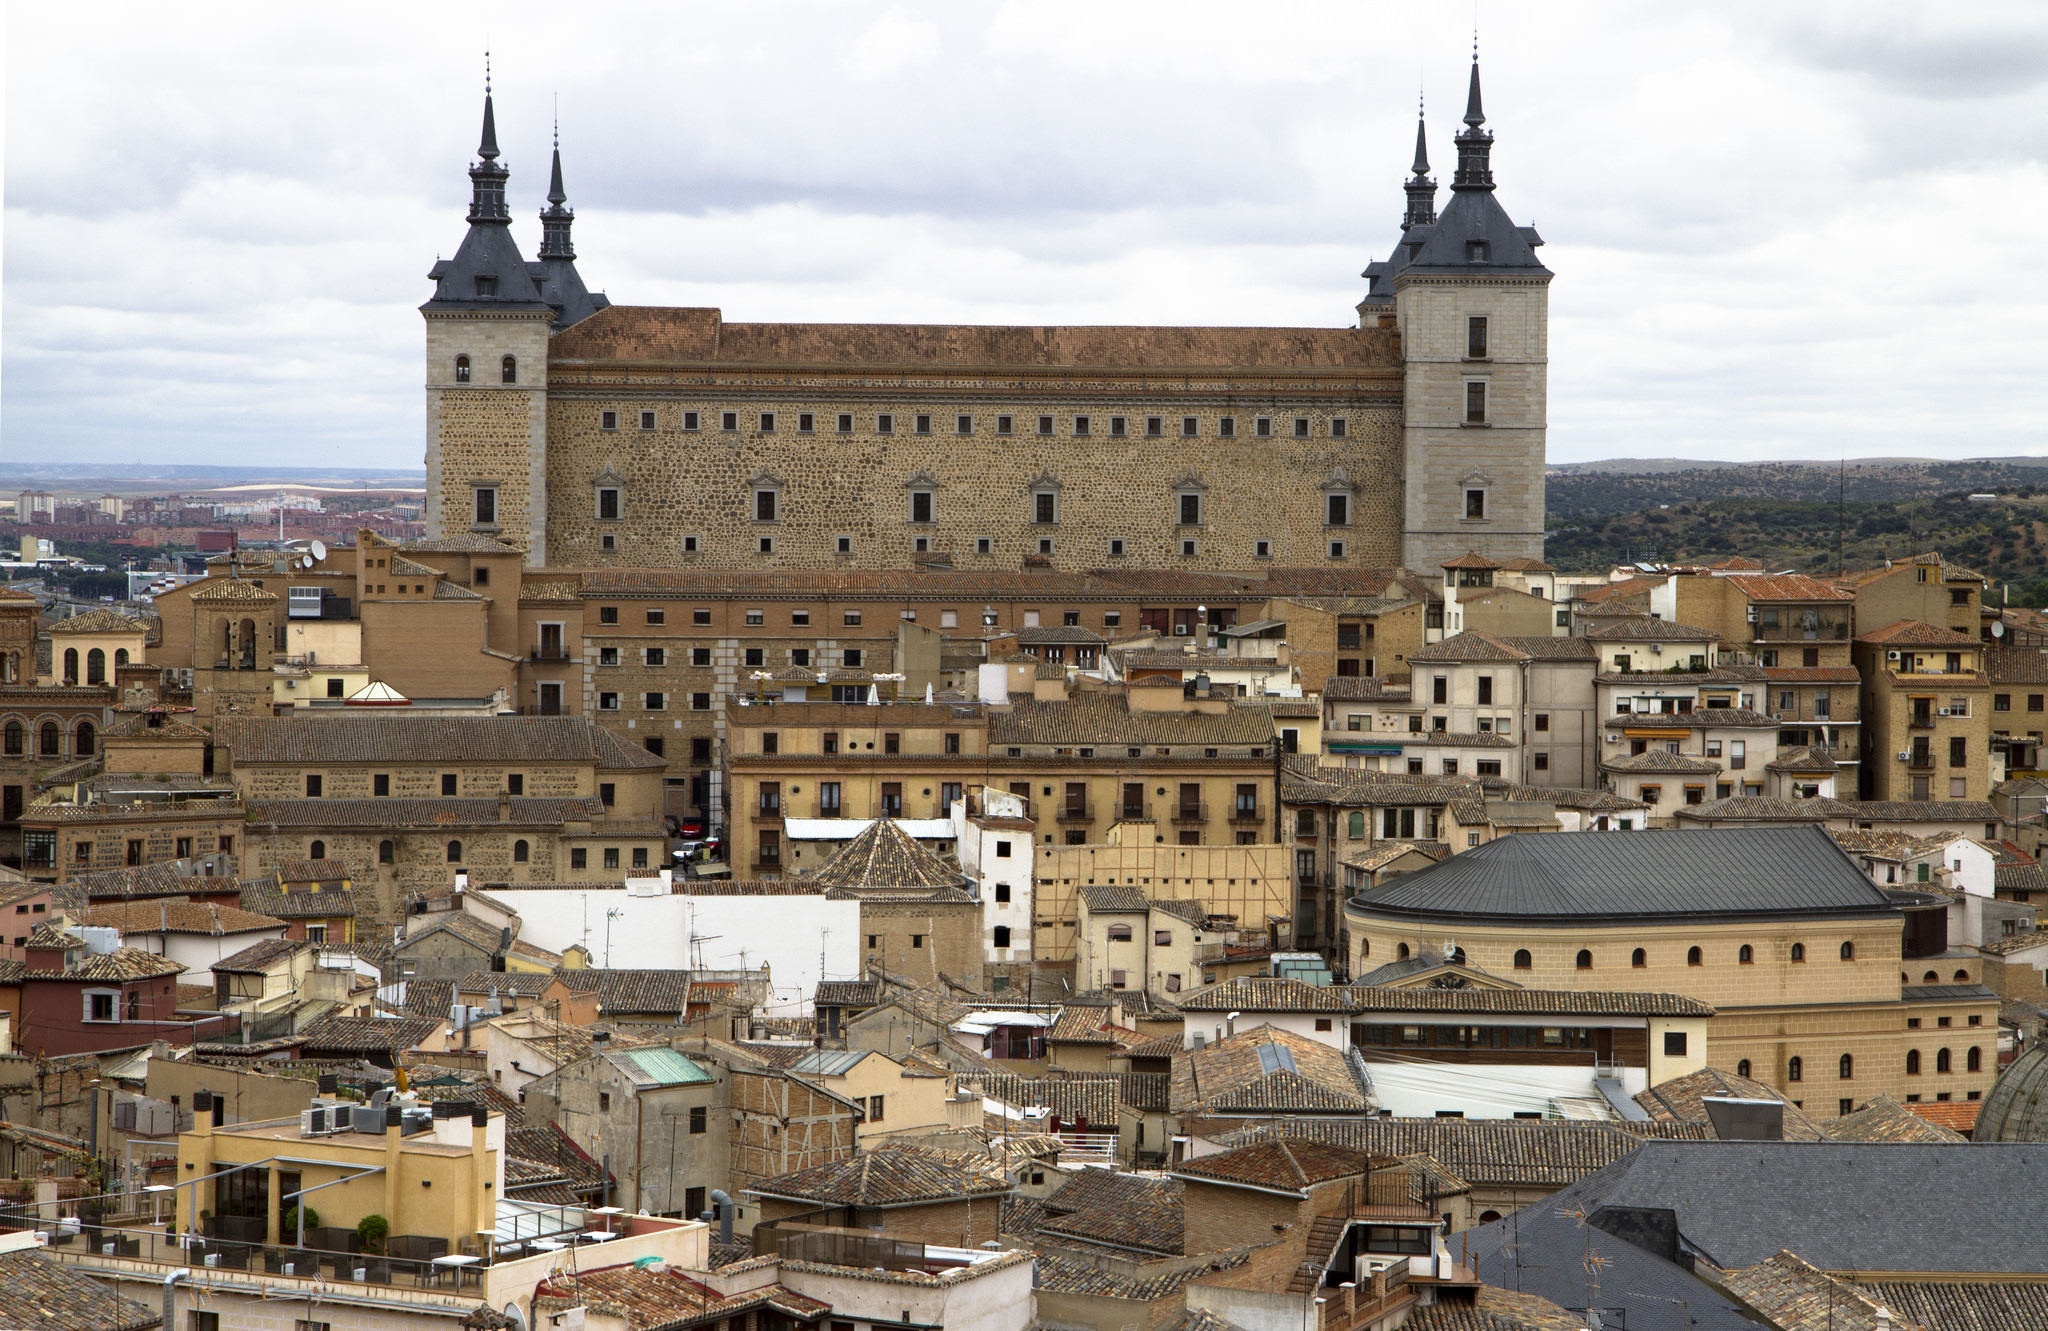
(924, 682, 934, 704)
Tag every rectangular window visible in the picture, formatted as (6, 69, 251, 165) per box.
(837, 413, 854, 433)
(910, 491, 934, 523)
(798, 412, 814, 432)
(1038, 414, 1055, 436)
(1467, 315, 1488, 358)
(637, 410, 656, 431)
(1466, 488, 1487, 519)
(996, 414, 1013, 435)
(914, 413, 931, 434)
(1179, 493, 1202, 526)
(1477, 676, 1493, 704)
(598, 488, 621, 520)
(570, 848, 587, 869)
(722, 411, 738, 431)
(1326, 493, 1350, 526)
(645, 692, 665, 710)
(1255, 416, 1272, 438)
(683, 411, 700, 430)
(473, 487, 497, 527)
(1465, 381, 1487, 423)
(1294, 417, 1310, 437)
(843, 649, 862, 668)
(1182, 416, 1199, 437)
(646, 647, 666, 666)
(603, 847, 620, 869)
(877, 413, 894, 434)
(1074, 415, 1090, 436)
(689, 1105, 706, 1133)
(1951, 736, 1968, 767)
(1035, 492, 1057, 524)
(305, 774, 322, 797)
(691, 692, 711, 710)
(600, 410, 617, 431)
(759, 411, 776, 432)
(1110, 415, 1126, 436)
(1332, 418, 1348, 437)
(956, 414, 973, 434)
(1218, 415, 1235, 438)
(755, 490, 777, 522)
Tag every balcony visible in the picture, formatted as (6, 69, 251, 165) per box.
(529, 646, 575, 663)
(754, 802, 782, 820)
(1118, 803, 1151, 821)
(1229, 803, 1263, 823)
(519, 704, 567, 717)
(1907, 752, 1935, 772)
(815, 806, 844, 819)
(1055, 802, 1095, 823)
(1171, 802, 1208, 825)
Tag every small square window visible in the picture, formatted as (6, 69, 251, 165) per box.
(1294, 417, 1310, 437)
(1218, 415, 1236, 438)
(759, 411, 776, 432)
(640, 410, 656, 430)
(956, 414, 973, 434)
(915, 413, 931, 434)
(877, 413, 894, 434)
(1038, 415, 1055, 436)
(798, 412, 814, 432)
(1255, 416, 1272, 437)
(745, 609, 764, 625)
(1146, 416, 1163, 436)
(1074, 415, 1090, 436)
(1181, 539, 1197, 557)
(1039, 538, 1054, 555)
(599, 692, 620, 711)
(758, 536, 774, 554)
(1329, 540, 1346, 559)
(844, 610, 862, 626)
(1254, 539, 1272, 558)
(693, 609, 712, 625)
(1332, 418, 1348, 438)
(997, 414, 1014, 435)
(836, 536, 852, 555)
(691, 647, 711, 666)
(722, 411, 738, 431)
(1182, 416, 1199, 437)
(682, 535, 698, 553)
(976, 537, 992, 555)
(1110, 415, 1126, 436)
(600, 533, 616, 552)
(1108, 538, 1126, 557)
(600, 410, 617, 430)
(837, 413, 854, 433)
(600, 607, 619, 624)
(683, 411, 700, 430)
(691, 692, 711, 710)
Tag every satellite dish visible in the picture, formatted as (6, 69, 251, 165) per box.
(310, 540, 327, 562)
(1993, 622, 2005, 638)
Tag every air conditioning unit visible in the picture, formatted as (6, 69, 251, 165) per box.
(300, 1107, 329, 1135)
(1937, 708, 1952, 717)
(1606, 734, 1620, 744)
(1886, 651, 1901, 661)
(1896, 751, 1912, 762)
(1650, 644, 1663, 654)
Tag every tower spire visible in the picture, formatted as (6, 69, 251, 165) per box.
(1402, 91, 1437, 229)
(539, 114, 575, 260)
(1452, 42, 1495, 191)
(468, 56, 510, 222)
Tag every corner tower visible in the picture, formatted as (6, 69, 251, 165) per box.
(1382, 56, 1551, 570)
(422, 84, 557, 562)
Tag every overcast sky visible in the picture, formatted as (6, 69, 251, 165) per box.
(7, 2, 2048, 471)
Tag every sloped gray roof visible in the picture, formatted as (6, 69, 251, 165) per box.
(1349, 824, 1898, 925)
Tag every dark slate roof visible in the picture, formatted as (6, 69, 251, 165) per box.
(0, 1248, 162, 1331)
(1350, 987, 1712, 1018)
(1490, 1140, 2048, 1276)
(1348, 824, 1899, 925)
(1973, 1042, 2048, 1142)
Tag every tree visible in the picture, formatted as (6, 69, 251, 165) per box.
(356, 1213, 390, 1253)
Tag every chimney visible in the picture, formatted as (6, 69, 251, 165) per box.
(471, 1103, 493, 1239)
(499, 788, 512, 822)
(384, 1103, 403, 1221)
(193, 1090, 214, 1138)
(317, 1073, 338, 1096)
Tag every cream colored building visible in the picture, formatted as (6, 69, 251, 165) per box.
(1073, 885, 1214, 1000)
(1853, 620, 1993, 804)
(1033, 828, 1291, 966)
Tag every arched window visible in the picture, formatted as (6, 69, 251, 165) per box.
(63, 649, 78, 684)
(378, 839, 395, 864)
(446, 840, 463, 863)
(1906, 1049, 1921, 1075)
(1295, 810, 1317, 836)
(513, 840, 529, 863)
(1359, 939, 1370, 958)
(1451, 946, 1467, 965)
(1736, 1058, 1751, 1078)
(309, 840, 326, 860)
(993, 925, 1011, 948)
(1936, 1047, 1952, 1073)
(1968, 1046, 1982, 1072)
(1738, 944, 1754, 964)
(1478, 1210, 1502, 1224)
(1687, 946, 1702, 966)
(1840, 941, 1855, 961)
(1513, 948, 1532, 970)
(1347, 811, 1365, 839)
(114, 648, 128, 669)
(1106, 924, 1132, 942)
(74, 721, 94, 757)
(501, 355, 517, 384)
(2, 721, 20, 756)
(1575, 949, 1593, 970)
(1631, 948, 1646, 968)
(1839, 1054, 1853, 1080)
(85, 649, 106, 685)
(1787, 1057, 1802, 1082)
(1923, 970, 1939, 983)
(1397, 942, 1410, 960)
(1954, 969, 1970, 982)
(39, 722, 60, 756)
(1790, 943, 1805, 962)
(455, 355, 471, 383)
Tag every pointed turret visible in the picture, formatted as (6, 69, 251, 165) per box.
(529, 120, 609, 329)
(1452, 54, 1494, 191)
(424, 79, 549, 313)
(1402, 100, 1437, 230)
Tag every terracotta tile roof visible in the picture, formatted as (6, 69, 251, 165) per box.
(1038, 1177, 1183, 1255)
(553, 304, 1401, 370)
(1734, 573, 1858, 603)
(1761, 666, 1864, 683)
(1840, 799, 2001, 823)
(805, 818, 964, 891)
(1349, 987, 1712, 1018)
(211, 937, 308, 973)
(1720, 1251, 1923, 1331)
(533, 1265, 830, 1330)
(1213, 1118, 1652, 1190)
(1018, 625, 1108, 646)
(80, 899, 284, 936)
(101, 711, 210, 740)
(0, 1248, 163, 1331)
(69, 863, 231, 902)
(1766, 745, 1843, 774)
(1440, 552, 1502, 570)
(1583, 619, 1721, 643)
(814, 979, 884, 1007)
(48, 609, 147, 635)
(246, 795, 610, 828)
(1179, 976, 1355, 1013)
(1857, 619, 1981, 646)
(520, 580, 582, 601)
(190, 579, 279, 603)
(1573, 577, 1661, 604)
(1902, 1099, 1981, 1132)
(1826, 1095, 1967, 1144)
(979, 1073, 1120, 1127)
(1171, 1024, 1368, 1115)
(1047, 1006, 1145, 1048)
(745, 1142, 1013, 1207)
(1986, 647, 2048, 684)
(554, 968, 695, 1016)
(1979, 930, 2048, 956)
(990, 695, 1275, 747)
(218, 714, 667, 768)
(1634, 1067, 1828, 1141)
(456, 969, 558, 998)
(1033, 1250, 1247, 1301)
(1173, 1136, 1374, 1192)
(35, 947, 186, 983)
(1408, 632, 1535, 663)
(238, 882, 356, 920)
(1599, 750, 1722, 775)
(297, 1012, 439, 1053)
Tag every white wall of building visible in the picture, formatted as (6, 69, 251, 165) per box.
(955, 797, 1033, 967)
(1363, 1060, 1648, 1119)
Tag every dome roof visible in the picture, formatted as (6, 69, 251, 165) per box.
(1975, 1042, 2048, 1141)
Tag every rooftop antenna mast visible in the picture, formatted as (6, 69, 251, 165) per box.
(1837, 456, 1846, 576)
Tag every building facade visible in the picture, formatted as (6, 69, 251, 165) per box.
(422, 60, 1547, 574)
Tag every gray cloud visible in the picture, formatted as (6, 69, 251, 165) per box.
(6, 1, 2047, 468)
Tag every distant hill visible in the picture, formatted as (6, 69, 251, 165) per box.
(1547, 460, 2048, 517)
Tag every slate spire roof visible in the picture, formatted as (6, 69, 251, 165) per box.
(1402, 96, 1437, 230)
(529, 118, 610, 329)
(424, 84, 551, 316)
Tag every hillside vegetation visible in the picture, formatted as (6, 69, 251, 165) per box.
(1546, 460, 2048, 518)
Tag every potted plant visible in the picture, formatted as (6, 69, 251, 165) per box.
(356, 1213, 389, 1255)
